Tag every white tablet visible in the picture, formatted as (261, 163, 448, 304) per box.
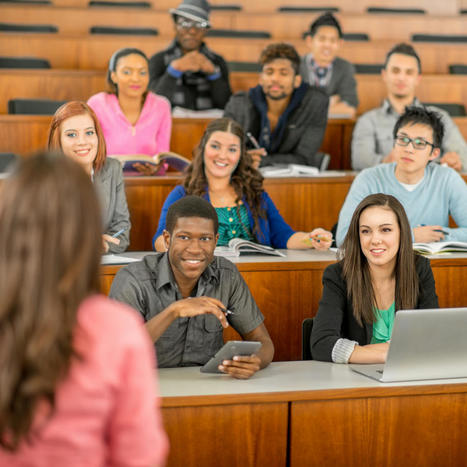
(200, 341, 262, 373)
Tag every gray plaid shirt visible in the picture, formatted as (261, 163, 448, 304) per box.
(109, 253, 264, 368)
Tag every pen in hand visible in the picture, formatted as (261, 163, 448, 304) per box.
(111, 228, 126, 239)
(246, 132, 261, 149)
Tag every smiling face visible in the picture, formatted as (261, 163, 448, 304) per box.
(203, 130, 241, 180)
(164, 216, 218, 287)
(359, 206, 400, 272)
(60, 113, 98, 173)
(382, 53, 421, 100)
(393, 122, 439, 183)
(306, 25, 341, 67)
(259, 58, 301, 101)
(110, 53, 149, 99)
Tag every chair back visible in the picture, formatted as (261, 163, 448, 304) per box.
(302, 318, 314, 360)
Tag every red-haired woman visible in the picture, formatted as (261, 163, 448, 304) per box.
(48, 100, 131, 253)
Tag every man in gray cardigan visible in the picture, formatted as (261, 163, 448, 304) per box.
(300, 12, 358, 118)
(224, 43, 329, 169)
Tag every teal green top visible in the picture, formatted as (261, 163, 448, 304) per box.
(371, 302, 395, 344)
(215, 204, 254, 246)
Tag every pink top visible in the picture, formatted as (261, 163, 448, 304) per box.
(88, 91, 172, 157)
(0, 295, 168, 467)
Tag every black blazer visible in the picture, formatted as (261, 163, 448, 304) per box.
(310, 256, 439, 361)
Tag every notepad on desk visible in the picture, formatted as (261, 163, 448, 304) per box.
(101, 254, 142, 265)
(215, 238, 285, 257)
(413, 241, 467, 255)
(260, 164, 319, 177)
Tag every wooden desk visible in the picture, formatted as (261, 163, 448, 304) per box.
(0, 115, 354, 170)
(1, 33, 466, 73)
(100, 250, 467, 361)
(158, 361, 467, 467)
(3, 5, 467, 40)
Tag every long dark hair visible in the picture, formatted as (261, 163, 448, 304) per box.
(183, 118, 266, 239)
(340, 193, 419, 325)
(0, 153, 102, 451)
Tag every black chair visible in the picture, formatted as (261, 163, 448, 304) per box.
(89, 0, 151, 7)
(206, 29, 271, 39)
(0, 56, 51, 69)
(302, 318, 314, 360)
(354, 63, 384, 74)
(8, 98, 66, 115)
(0, 153, 19, 173)
(90, 26, 158, 35)
(227, 61, 261, 72)
(412, 34, 467, 43)
(343, 33, 369, 41)
(423, 103, 466, 117)
(449, 64, 467, 75)
(210, 4, 241, 10)
(367, 7, 425, 14)
(278, 6, 339, 13)
(0, 22, 58, 33)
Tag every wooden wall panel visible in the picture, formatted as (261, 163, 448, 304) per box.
(291, 391, 467, 467)
(162, 402, 288, 467)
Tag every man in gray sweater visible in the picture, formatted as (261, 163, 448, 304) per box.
(224, 43, 329, 169)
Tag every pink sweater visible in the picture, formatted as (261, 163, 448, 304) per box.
(88, 91, 172, 156)
(0, 295, 168, 467)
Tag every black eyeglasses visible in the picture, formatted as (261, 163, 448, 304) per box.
(176, 19, 209, 30)
(395, 135, 435, 150)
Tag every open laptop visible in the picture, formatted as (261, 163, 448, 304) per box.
(350, 308, 467, 383)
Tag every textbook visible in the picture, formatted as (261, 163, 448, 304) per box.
(260, 164, 319, 177)
(413, 241, 467, 255)
(215, 238, 285, 257)
(109, 152, 190, 173)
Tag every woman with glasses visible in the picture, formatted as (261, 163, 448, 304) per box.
(0, 153, 168, 465)
(336, 106, 467, 246)
(310, 193, 438, 363)
(88, 48, 172, 175)
(148, 0, 231, 110)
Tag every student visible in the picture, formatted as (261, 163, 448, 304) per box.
(148, 0, 231, 110)
(48, 101, 131, 253)
(88, 48, 172, 175)
(152, 118, 333, 251)
(110, 195, 274, 379)
(336, 107, 467, 247)
(311, 193, 438, 363)
(224, 43, 329, 169)
(0, 153, 168, 465)
(351, 43, 467, 171)
(300, 12, 358, 118)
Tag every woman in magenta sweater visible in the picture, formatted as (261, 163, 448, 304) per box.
(88, 48, 172, 175)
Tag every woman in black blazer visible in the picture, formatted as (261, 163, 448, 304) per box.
(311, 193, 438, 363)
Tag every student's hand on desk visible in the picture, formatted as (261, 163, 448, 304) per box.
(170, 296, 229, 328)
(102, 234, 120, 253)
(132, 162, 163, 176)
(307, 228, 333, 250)
(247, 148, 267, 170)
(440, 152, 462, 171)
(413, 225, 445, 243)
(218, 354, 261, 379)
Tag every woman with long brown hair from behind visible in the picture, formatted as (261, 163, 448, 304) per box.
(0, 153, 167, 465)
(310, 193, 439, 364)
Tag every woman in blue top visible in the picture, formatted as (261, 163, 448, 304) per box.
(310, 193, 438, 364)
(153, 118, 332, 251)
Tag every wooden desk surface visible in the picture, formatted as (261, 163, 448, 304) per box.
(158, 361, 467, 467)
(1, 33, 466, 73)
(100, 250, 467, 361)
(2, 5, 467, 39)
